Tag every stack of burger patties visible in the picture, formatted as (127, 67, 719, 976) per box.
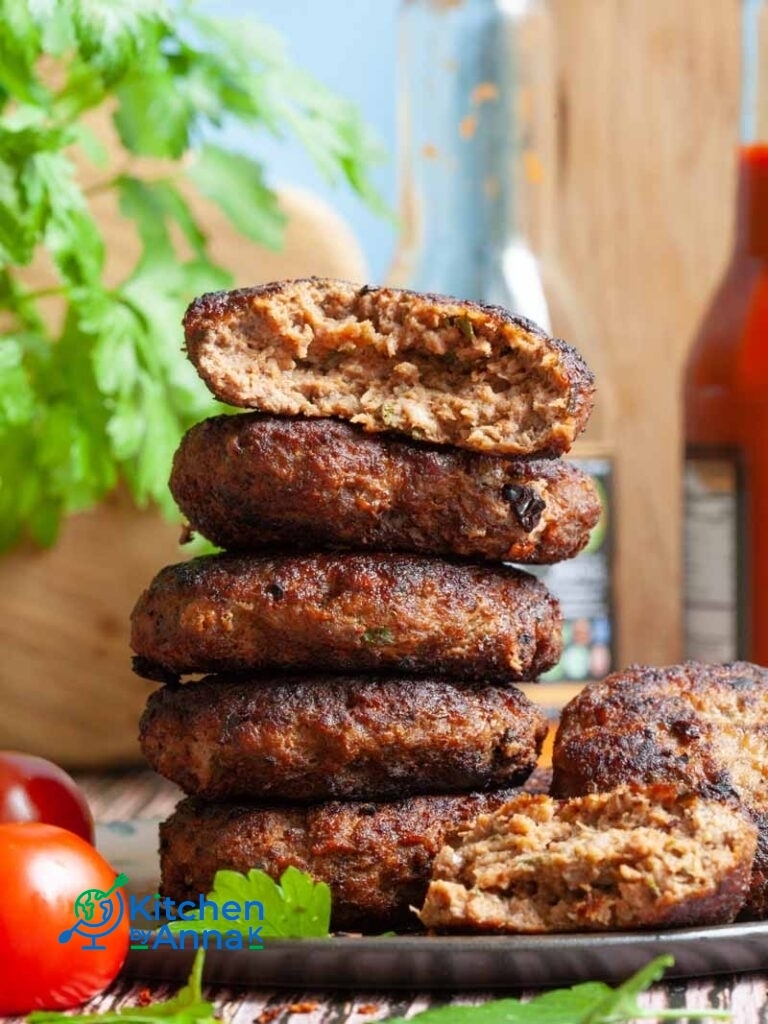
(130, 278, 600, 932)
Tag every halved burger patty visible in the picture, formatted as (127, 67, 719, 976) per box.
(160, 789, 519, 932)
(130, 553, 561, 682)
(170, 414, 601, 563)
(139, 674, 548, 801)
(419, 784, 757, 933)
(182, 278, 594, 456)
(551, 660, 768, 919)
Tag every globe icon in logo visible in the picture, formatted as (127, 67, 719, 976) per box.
(60, 873, 129, 950)
(74, 888, 114, 927)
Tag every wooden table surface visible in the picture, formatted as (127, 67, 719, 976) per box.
(5, 771, 762, 1024)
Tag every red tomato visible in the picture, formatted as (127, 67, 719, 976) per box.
(0, 823, 129, 1014)
(0, 751, 94, 843)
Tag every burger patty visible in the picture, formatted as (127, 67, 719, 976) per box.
(182, 278, 595, 456)
(130, 553, 562, 682)
(160, 789, 519, 932)
(170, 414, 601, 563)
(419, 784, 757, 933)
(551, 661, 768, 919)
(139, 674, 549, 801)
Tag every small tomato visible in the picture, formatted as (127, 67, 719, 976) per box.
(0, 823, 129, 1014)
(0, 751, 95, 843)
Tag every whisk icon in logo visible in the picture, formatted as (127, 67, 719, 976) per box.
(59, 873, 129, 951)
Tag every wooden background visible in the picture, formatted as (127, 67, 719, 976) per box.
(0, 0, 745, 764)
(553, 0, 741, 667)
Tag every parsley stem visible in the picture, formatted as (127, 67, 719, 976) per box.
(83, 175, 124, 197)
(189, 948, 207, 1001)
(13, 285, 67, 304)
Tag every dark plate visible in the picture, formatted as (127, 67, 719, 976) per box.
(98, 820, 768, 991)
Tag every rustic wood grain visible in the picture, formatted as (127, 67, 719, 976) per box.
(0, 494, 181, 767)
(552, 0, 740, 666)
(14, 945, 767, 1024)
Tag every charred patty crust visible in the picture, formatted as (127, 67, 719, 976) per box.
(551, 661, 768, 919)
(130, 552, 562, 682)
(170, 414, 601, 564)
(160, 789, 519, 932)
(182, 278, 595, 456)
(419, 784, 757, 933)
(139, 674, 549, 801)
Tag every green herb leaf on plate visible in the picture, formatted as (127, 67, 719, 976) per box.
(168, 865, 332, 940)
(385, 956, 731, 1024)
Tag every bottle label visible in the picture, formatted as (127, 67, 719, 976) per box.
(527, 456, 614, 683)
(684, 452, 746, 662)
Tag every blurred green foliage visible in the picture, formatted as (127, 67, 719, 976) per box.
(0, 0, 385, 550)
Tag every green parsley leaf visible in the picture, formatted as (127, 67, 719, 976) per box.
(0, 338, 35, 425)
(385, 957, 731, 1024)
(0, 0, 45, 105)
(381, 402, 397, 426)
(168, 865, 332, 940)
(28, 948, 216, 1024)
(70, 122, 109, 167)
(0, 0, 385, 553)
(185, 143, 286, 252)
(447, 313, 475, 341)
(181, 8, 388, 209)
(70, 0, 165, 87)
(114, 61, 194, 159)
(362, 626, 395, 645)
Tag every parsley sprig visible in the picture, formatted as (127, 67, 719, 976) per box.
(166, 865, 332, 940)
(391, 956, 731, 1024)
(23, 866, 731, 1024)
(27, 953, 731, 1024)
(0, 0, 385, 551)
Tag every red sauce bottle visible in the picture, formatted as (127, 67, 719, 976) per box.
(683, 5, 768, 664)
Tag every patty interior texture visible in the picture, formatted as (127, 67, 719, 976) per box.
(182, 279, 595, 456)
(159, 789, 521, 932)
(419, 784, 757, 933)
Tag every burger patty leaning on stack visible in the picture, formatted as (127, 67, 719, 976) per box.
(131, 278, 601, 930)
(551, 660, 768, 919)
